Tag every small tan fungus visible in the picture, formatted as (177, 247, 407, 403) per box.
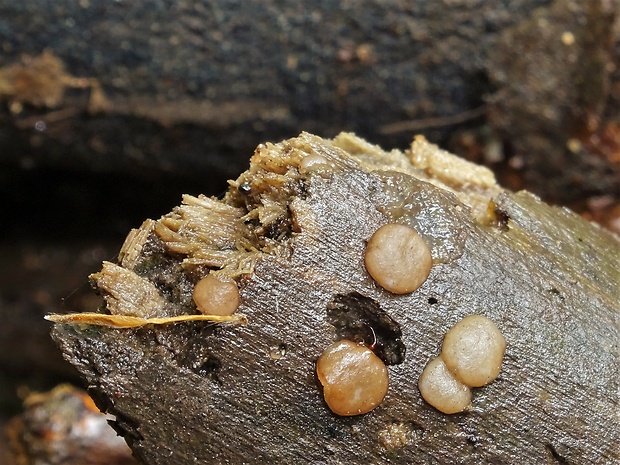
(364, 223, 432, 294)
(299, 154, 330, 173)
(418, 356, 472, 414)
(316, 340, 389, 416)
(441, 314, 506, 387)
(193, 274, 240, 316)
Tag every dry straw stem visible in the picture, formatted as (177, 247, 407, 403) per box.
(45, 312, 247, 329)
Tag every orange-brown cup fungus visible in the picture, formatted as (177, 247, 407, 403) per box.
(418, 356, 472, 414)
(192, 274, 240, 316)
(316, 340, 389, 416)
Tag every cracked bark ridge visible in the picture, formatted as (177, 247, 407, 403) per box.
(52, 133, 619, 464)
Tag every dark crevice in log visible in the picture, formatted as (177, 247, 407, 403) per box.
(326, 292, 405, 365)
(546, 443, 570, 465)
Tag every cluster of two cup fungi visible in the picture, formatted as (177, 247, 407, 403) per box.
(193, 223, 506, 417)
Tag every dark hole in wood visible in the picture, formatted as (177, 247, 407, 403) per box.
(326, 292, 405, 365)
(263, 214, 294, 242)
(545, 443, 570, 464)
(493, 206, 511, 232)
(133, 250, 195, 309)
(197, 357, 222, 379)
(484, 200, 511, 232)
(548, 287, 565, 300)
(173, 326, 222, 383)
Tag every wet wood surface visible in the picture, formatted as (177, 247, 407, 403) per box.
(52, 133, 619, 464)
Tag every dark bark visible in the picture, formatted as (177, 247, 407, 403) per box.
(1, 0, 617, 202)
(51, 133, 619, 464)
(0, 0, 543, 172)
(1, 0, 618, 452)
(486, 0, 619, 203)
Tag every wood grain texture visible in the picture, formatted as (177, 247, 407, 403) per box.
(52, 133, 619, 464)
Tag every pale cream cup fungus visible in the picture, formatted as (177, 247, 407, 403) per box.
(418, 356, 472, 414)
(364, 223, 432, 294)
(441, 314, 506, 387)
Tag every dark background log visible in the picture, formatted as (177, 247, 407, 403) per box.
(0, 0, 618, 448)
(1, 0, 618, 201)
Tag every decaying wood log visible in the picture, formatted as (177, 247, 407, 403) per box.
(51, 132, 619, 464)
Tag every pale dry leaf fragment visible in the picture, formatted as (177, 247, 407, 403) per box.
(45, 312, 247, 328)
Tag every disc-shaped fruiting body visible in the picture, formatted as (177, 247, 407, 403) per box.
(316, 340, 389, 416)
(441, 315, 506, 387)
(192, 274, 240, 316)
(364, 223, 432, 294)
(418, 356, 472, 414)
(299, 154, 330, 173)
